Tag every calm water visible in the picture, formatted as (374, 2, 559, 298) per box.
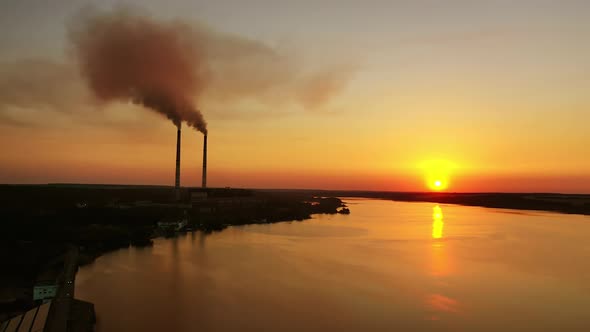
(77, 199, 590, 331)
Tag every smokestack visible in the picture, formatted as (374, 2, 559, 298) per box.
(202, 134, 207, 188)
(175, 126, 181, 189)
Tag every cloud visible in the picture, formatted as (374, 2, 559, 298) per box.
(0, 58, 90, 116)
(297, 67, 355, 109)
(0, 8, 355, 128)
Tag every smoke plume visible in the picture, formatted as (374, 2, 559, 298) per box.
(0, 59, 89, 115)
(1, 8, 354, 129)
(69, 9, 208, 134)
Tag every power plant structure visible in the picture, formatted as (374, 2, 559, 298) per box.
(173, 126, 207, 200)
(175, 126, 181, 200)
(202, 135, 207, 188)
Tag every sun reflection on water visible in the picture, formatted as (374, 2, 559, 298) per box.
(432, 205, 444, 240)
(427, 204, 459, 319)
(430, 205, 448, 276)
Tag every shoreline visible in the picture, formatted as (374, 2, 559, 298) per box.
(0, 188, 347, 322)
(291, 190, 590, 216)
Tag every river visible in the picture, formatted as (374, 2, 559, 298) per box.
(77, 199, 590, 331)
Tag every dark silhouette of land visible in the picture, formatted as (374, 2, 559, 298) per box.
(286, 189, 590, 215)
(0, 184, 346, 327)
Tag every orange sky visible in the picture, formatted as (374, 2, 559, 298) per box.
(0, 1, 589, 193)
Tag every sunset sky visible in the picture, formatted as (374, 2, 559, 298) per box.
(1, 0, 589, 193)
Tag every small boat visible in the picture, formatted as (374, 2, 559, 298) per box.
(338, 208, 351, 215)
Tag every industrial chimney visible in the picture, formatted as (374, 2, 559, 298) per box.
(202, 134, 207, 188)
(175, 126, 181, 194)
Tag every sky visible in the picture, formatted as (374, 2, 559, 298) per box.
(0, 0, 589, 193)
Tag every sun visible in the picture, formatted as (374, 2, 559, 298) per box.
(419, 160, 454, 192)
(428, 178, 447, 191)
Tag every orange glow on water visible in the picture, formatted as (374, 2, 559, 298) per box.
(432, 205, 444, 239)
(426, 294, 459, 314)
(430, 204, 451, 277)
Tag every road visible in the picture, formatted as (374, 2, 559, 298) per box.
(44, 246, 78, 332)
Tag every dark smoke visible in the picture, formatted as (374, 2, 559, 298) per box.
(69, 9, 208, 134)
(1, 8, 355, 128)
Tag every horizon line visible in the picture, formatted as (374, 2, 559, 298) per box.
(0, 182, 588, 196)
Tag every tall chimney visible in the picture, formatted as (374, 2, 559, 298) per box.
(202, 134, 207, 188)
(175, 126, 181, 190)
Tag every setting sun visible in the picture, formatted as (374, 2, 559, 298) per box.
(420, 160, 454, 191)
(429, 179, 447, 191)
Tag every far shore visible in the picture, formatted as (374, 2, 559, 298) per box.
(261, 189, 590, 216)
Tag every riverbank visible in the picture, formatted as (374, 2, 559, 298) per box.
(0, 185, 347, 320)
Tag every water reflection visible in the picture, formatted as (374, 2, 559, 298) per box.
(432, 205, 444, 240)
(199, 231, 207, 249)
(428, 204, 459, 319)
(430, 205, 450, 277)
(426, 294, 459, 314)
(170, 237, 181, 294)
